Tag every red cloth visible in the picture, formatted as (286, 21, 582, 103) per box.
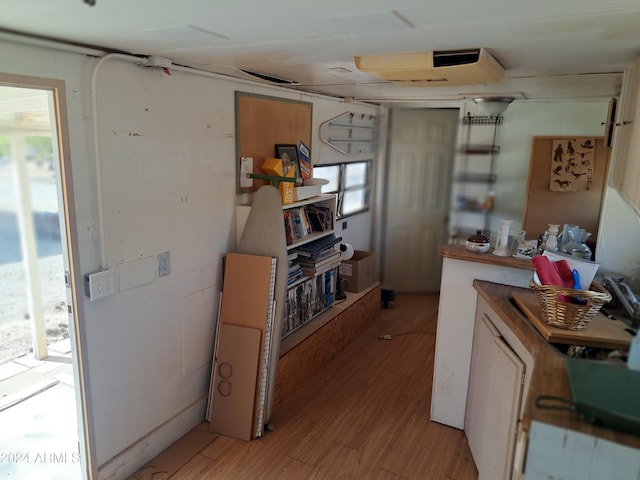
(531, 255, 572, 302)
(532, 255, 563, 286)
(553, 259, 574, 288)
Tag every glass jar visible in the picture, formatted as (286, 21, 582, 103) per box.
(561, 227, 592, 260)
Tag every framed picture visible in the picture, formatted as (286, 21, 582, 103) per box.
(275, 144, 302, 185)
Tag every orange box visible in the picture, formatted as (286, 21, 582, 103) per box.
(261, 157, 284, 177)
(280, 169, 295, 205)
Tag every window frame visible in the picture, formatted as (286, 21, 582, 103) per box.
(313, 160, 372, 219)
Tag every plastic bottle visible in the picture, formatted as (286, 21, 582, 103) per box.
(485, 191, 495, 211)
(628, 331, 640, 370)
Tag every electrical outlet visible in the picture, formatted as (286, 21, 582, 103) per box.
(85, 269, 116, 301)
(158, 251, 171, 277)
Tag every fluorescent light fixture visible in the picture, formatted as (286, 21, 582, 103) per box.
(473, 96, 514, 115)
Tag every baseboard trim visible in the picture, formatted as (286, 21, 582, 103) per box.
(96, 397, 207, 480)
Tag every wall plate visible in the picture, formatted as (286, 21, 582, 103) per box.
(85, 269, 116, 301)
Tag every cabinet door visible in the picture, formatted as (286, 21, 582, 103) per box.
(465, 314, 499, 461)
(612, 57, 640, 213)
(465, 313, 525, 480)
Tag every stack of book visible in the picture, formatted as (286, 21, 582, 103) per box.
(292, 234, 342, 277)
(297, 250, 340, 277)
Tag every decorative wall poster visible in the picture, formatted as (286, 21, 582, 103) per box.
(550, 138, 595, 192)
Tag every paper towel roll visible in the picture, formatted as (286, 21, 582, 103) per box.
(340, 242, 354, 260)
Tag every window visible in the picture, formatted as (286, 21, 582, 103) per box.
(313, 160, 371, 218)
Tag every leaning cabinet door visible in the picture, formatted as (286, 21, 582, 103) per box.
(465, 313, 525, 480)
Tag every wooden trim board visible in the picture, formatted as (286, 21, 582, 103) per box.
(511, 291, 632, 350)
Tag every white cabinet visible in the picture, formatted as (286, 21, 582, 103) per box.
(430, 255, 532, 429)
(611, 56, 640, 214)
(525, 421, 640, 480)
(466, 301, 526, 480)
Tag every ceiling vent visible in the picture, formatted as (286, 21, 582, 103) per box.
(353, 48, 504, 86)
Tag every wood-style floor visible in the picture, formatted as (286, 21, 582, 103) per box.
(130, 294, 478, 480)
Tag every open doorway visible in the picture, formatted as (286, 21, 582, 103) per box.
(0, 81, 85, 478)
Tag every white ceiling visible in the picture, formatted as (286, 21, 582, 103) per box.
(1, 0, 639, 103)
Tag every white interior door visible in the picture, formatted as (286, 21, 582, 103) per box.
(381, 108, 458, 292)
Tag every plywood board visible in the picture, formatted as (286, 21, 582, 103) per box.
(217, 251, 277, 438)
(522, 136, 610, 250)
(209, 324, 261, 441)
(235, 92, 312, 192)
(511, 291, 632, 349)
(219, 252, 276, 330)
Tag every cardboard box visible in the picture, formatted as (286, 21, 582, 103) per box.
(339, 250, 377, 293)
(261, 157, 284, 177)
(279, 169, 295, 205)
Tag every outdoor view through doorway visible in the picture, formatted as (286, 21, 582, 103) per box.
(0, 84, 82, 479)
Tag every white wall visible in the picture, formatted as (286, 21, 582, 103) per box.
(0, 37, 377, 479)
(311, 101, 379, 251)
(597, 188, 640, 280)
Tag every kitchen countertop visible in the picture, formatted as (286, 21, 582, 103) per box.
(473, 279, 640, 449)
(440, 244, 536, 271)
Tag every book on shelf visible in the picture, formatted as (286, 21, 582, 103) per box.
(307, 204, 332, 232)
(292, 209, 305, 239)
(287, 250, 303, 285)
(298, 142, 312, 180)
(284, 207, 315, 243)
(282, 269, 336, 339)
(288, 269, 304, 285)
(283, 211, 294, 246)
(283, 203, 333, 246)
(292, 234, 342, 257)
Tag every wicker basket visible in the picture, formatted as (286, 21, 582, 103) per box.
(529, 280, 612, 331)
